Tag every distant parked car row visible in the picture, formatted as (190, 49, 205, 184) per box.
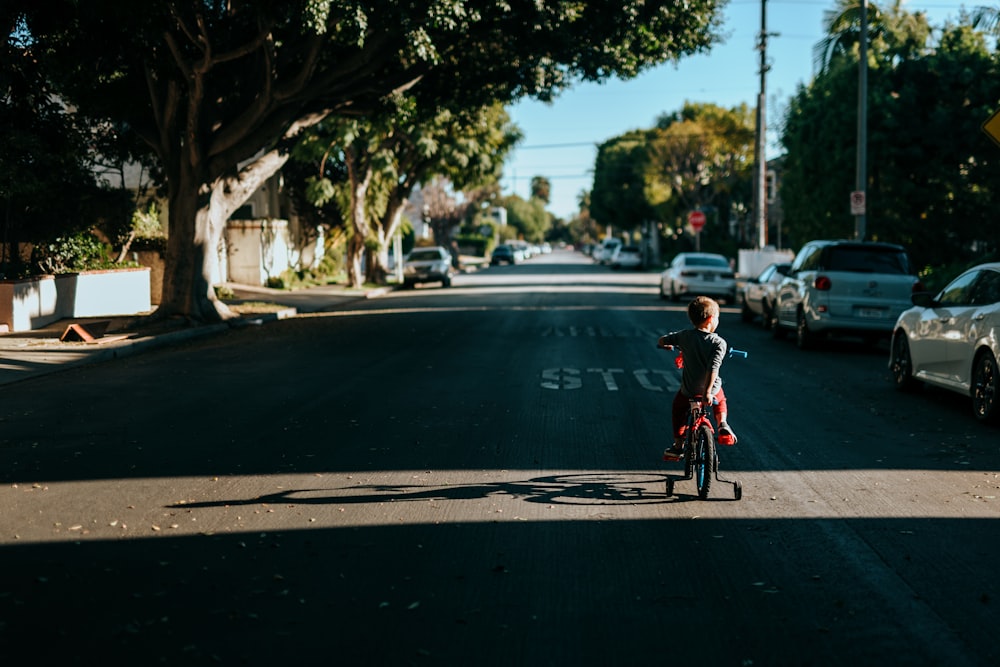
(587, 238, 646, 269)
(490, 241, 551, 266)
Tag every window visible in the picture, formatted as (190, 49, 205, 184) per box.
(937, 270, 980, 306)
(794, 244, 823, 272)
(408, 249, 445, 261)
(825, 246, 909, 274)
(685, 256, 729, 268)
(970, 270, 1000, 305)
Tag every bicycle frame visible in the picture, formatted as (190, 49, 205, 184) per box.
(670, 397, 740, 500)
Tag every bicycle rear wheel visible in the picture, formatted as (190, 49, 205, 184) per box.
(694, 425, 715, 499)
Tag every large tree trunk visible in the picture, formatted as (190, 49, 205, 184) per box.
(158, 149, 290, 322)
(159, 170, 221, 322)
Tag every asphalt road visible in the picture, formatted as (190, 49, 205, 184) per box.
(1, 249, 998, 665)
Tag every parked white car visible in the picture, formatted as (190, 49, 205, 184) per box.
(610, 245, 643, 270)
(403, 246, 453, 288)
(509, 240, 531, 261)
(659, 252, 736, 303)
(594, 238, 622, 265)
(773, 240, 921, 349)
(889, 262, 1000, 423)
(740, 262, 791, 328)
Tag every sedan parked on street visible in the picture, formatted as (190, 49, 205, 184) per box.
(659, 252, 736, 303)
(889, 262, 1000, 423)
(741, 262, 791, 328)
(403, 246, 453, 288)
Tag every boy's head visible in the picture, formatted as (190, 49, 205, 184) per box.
(687, 296, 720, 330)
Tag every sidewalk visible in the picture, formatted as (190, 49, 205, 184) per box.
(0, 282, 390, 387)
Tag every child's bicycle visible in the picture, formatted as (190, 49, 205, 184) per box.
(662, 348, 748, 501)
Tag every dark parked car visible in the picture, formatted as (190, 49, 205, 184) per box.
(491, 244, 517, 266)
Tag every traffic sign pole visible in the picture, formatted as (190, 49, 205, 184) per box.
(688, 210, 706, 252)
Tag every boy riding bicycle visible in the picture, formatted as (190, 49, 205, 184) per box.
(657, 296, 738, 460)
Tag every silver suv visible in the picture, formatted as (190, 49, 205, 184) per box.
(773, 240, 921, 349)
(403, 246, 454, 288)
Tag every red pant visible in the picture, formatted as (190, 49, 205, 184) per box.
(672, 388, 727, 438)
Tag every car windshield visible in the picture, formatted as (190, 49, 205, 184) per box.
(409, 250, 443, 261)
(685, 256, 729, 268)
(826, 246, 909, 274)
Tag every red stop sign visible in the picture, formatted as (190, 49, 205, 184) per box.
(688, 210, 706, 232)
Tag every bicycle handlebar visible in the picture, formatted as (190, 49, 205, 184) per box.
(657, 343, 749, 360)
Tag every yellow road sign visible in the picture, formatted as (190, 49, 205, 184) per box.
(982, 107, 1000, 148)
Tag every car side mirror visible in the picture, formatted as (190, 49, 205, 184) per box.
(911, 292, 936, 307)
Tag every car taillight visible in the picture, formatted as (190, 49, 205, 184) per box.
(814, 275, 832, 291)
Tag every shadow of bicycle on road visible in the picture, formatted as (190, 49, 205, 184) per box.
(168, 472, 735, 508)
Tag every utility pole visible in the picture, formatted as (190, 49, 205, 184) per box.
(753, 0, 771, 249)
(855, 0, 868, 240)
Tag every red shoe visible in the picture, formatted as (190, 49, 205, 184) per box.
(663, 438, 685, 461)
(718, 423, 737, 446)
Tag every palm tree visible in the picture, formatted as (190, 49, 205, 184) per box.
(970, 5, 1000, 32)
(813, 0, 886, 73)
(813, 0, 934, 73)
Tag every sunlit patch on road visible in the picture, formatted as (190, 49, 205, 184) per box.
(4, 469, 999, 546)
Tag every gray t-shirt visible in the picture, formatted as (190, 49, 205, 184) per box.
(660, 328, 728, 398)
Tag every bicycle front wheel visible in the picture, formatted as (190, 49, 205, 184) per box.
(694, 425, 715, 500)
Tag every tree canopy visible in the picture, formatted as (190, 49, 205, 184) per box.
(293, 99, 520, 285)
(781, 7, 1000, 269)
(10, 0, 725, 320)
(590, 102, 753, 253)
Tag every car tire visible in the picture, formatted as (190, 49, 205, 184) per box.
(761, 303, 775, 330)
(971, 350, 999, 423)
(659, 281, 668, 300)
(771, 312, 787, 339)
(740, 297, 754, 323)
(890, 332, 919, 392)
(441, 275, 452, 288)
(796, 309, 814, 350)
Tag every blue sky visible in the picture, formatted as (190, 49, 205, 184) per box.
(502, 0, 980, 219)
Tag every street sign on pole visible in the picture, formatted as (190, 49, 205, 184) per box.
(688, 210, 706, 233)
(850, 191, 866, 216)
